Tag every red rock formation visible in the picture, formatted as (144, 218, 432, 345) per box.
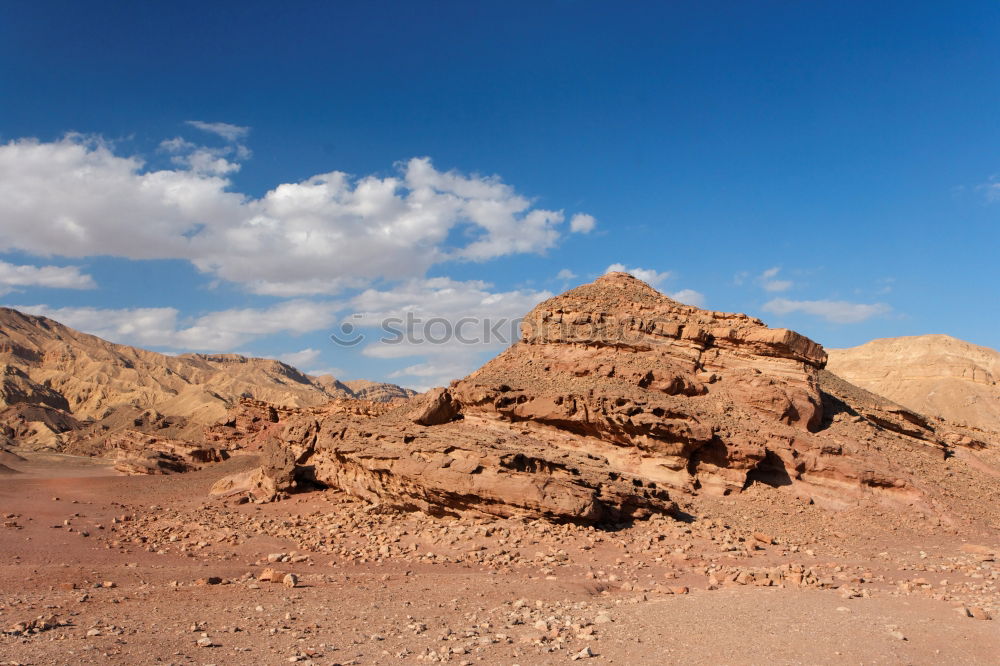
(220, 273, 994, 522)
(109, 429, 226, 475)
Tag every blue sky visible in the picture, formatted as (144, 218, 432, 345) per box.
(1, 1, 998, 389)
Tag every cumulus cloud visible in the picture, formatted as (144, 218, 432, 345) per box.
(278, 348, 322, 369)
(388, 360, 474, 392)
(668, 289, 706, 307)
(0, 260, 96, 295)
(185, 120, 250, 142)
(555, 268, 577, 281)
(324, 278, 552, 388)
(762, 298, 891, 324)
(11, 299, 341, 351)
(569, 213, 596, 234)
(604, 263, 671, 286)
(350, 277, 551, 358)
(160, 137, 243, 176)
(0, 136, 589, 296)
(0, 135, 244, 261)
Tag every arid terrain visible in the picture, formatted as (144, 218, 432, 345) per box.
(2, 274, 998, 665)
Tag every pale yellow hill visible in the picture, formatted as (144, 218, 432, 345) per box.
(827, 334, 1000, 435)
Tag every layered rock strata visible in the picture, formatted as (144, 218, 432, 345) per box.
(221, 274, 994, 522)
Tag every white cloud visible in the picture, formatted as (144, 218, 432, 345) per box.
(351, 277, 550, 324)
(350, 277, 551, 360)
(159, 136, 244, 176)
(278, 348, 322, 369)
(762, 298, 891, 324)
(11, 304, 183, 347)
(244, 277, 368, 297)
(182, 149, 241, 176)
(604, 263, 671, 286)
(307, 366, 347, 379)
(763, 280, 793, 292)
(10, 299, 341, 351)
(668, 289, 705, 307)
(0, 136, 244, 261)
(0, 136, 589, 296)
(757, 266, 793, 292)
(556, 268, 577, 281)
(343, 278, 551, 389)
(185, 120, 250, 142)
(0, 260, 96, 295)
(388, 360, 473, 392)
(569, 213, 596, 234)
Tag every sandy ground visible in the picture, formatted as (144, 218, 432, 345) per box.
(1, 454, 998, 665)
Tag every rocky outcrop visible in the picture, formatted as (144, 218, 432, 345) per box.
(828, 335, 1000, 438)
(1, 364, 69, 412)
(109, 429, 226, 475)
(341, 379, 417, 402)
(227, 273, 993, 523)
(0, 403, 80, 450)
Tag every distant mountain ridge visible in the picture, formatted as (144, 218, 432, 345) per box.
(827, 334, 1000, 436)
(0, 307, 414, 450)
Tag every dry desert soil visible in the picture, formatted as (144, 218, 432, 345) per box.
(2, 453, 998, 666)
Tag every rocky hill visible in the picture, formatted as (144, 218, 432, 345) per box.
(828, 334, 1000, 437)
(0, 307, 414, 452)
(219, 273, 998, 526)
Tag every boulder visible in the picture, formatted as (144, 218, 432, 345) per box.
(408, 388, 461, 426)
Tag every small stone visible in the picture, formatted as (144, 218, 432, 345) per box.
(197, 636, 215, 647)
(283, 573, 298, 588)
(968, 607, 993, 621)
(571, 646, 595, 660)
(593, 613, 612, 625)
